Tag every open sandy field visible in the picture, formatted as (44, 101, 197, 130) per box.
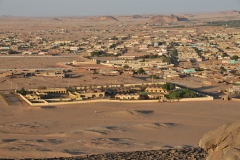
(0, 99, 239, 158)
(0, 56, 80, 69)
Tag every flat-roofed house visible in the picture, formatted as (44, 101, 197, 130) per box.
(145, 87, 168, 93)
(115, 94, 140, 100)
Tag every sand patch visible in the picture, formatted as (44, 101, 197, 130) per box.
(63, 149, 84, 155)
(135, 122, 179, 129)
(113, 110, 154, 117)
(0, 121, 60, 135)
(70, 126, 127, 136)
(85, 138, 133, 149)
(83, 128, 109, 136)
(105, 126, 126, 132)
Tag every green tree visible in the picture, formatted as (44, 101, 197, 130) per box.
(172, 49, 178, 56)
(111, 36, 118, 40)
(93, 70, 98, 74)
(158, 41, 166, 45)
(149, 75, 158, 79)
(16, 87, 27, 95)
(162, 83, 175, 91)
(91, 51, 107, 57)
(169, 91, 180, 99)
(137, 68, 145, 74)
(220, 66, 227, 72)
(222, 53, 228, 57)
(123, 64, 129, 69)
(8, 49, 18, 54)
(231, 55, 239, 60)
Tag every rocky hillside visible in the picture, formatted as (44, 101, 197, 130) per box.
(148, 14, 188, 23)
(220, 10, 240, 14)
(51, 18, 62, 21)
(97, 16, 118, 21)
(132, 15, 143, 19)
(28, 148, 207, 160)
(199, 122, 240, 160)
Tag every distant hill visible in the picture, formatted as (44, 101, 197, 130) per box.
(220, 10, 240, 15)
(97, 16, 118, 21)
(51, 18, 62, 21)
(132, 15, 143, 19)
(148, 14, 188, 23)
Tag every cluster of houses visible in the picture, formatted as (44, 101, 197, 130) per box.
(22, 83, 171, 104)
(1, 24, 240, 93)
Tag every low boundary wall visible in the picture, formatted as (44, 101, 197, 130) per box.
(19, 95, 214, 107)
(19, 82, 214, 107)
(231, 98, 240, 102)
(179, 96, 214, 102)
(19, 97, 162, 106)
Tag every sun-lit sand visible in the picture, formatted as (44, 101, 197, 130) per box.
(0, 11, 240, 159)
(0, 99, 239, 158)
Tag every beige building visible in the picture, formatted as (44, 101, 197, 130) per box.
(148, 93, 166, 102)
(69, 90, 105, 99)
(41, 71, 65, 78)
(145, 87, 168, 93)
(115, 94, 140, 100)
(38, 88, 67, 94)
(72, 59, 98, 65)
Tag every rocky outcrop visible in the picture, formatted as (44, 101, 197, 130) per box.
(148, 14, 188, 23)
(132, 15, 143, 19)
(199, 122, 240, 160)
(30, 148, 207, 160)
(220, 10, 240, 15)
(51, 18, 62, 21)
(88, 16, 118, 22)
(98, 16, 118, 21)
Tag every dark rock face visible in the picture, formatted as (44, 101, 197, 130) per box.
(148, 14, 188, 23)
(177, 17, 188, 21)
(21, 148, 207, 160)
(132, 15, 143, 19)
(199, 122, 240, 160)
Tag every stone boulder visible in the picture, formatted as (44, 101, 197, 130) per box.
(199, 122, 240, 160)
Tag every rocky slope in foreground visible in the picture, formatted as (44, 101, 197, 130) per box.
(17, 148, 207, 160)
(199, 122, 240, 160)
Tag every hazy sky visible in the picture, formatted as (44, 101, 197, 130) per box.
(0, 0, 239, 17)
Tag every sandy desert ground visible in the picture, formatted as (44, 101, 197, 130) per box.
(0, 12, 240, 159)
(0, 98, 239, 158)
(0, 56, 80, 69)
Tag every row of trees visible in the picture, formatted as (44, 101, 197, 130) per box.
(8, 49, 18, 54)
(109, 42, 122, 49)
(162, 83, 176, 91)
(169, 88, 197, 99)
(90, 51, 120, 57)
(206, 20, 240, 27)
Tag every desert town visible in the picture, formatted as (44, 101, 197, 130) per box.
(1, 13, 240, 105)
(0, 10, 240, 159)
